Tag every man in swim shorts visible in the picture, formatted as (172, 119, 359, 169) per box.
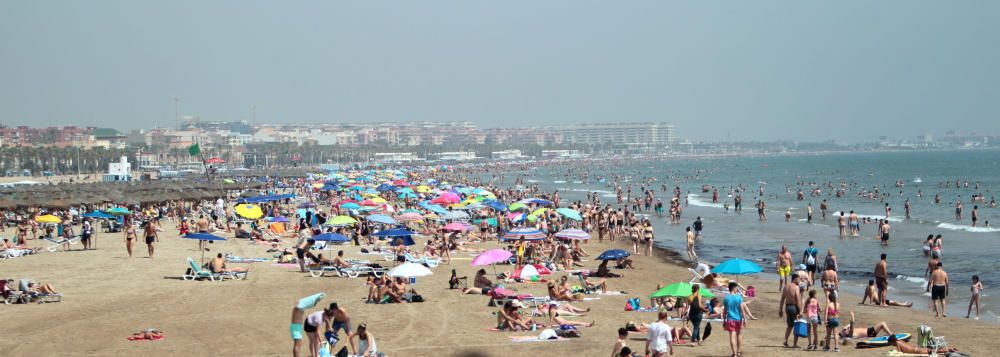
(874, 254, 888, 307)
(777, 245, 792, 291)
(927, 262, 949, 317)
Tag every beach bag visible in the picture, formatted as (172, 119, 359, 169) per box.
(333, 346, 349, 357)
(629, 298, 641, 311)
(794, 319, 809, 338)
(703, 322, 712, 341)
(624, 301, 634, 311)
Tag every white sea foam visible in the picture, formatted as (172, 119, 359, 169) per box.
(552, 180, 566, 183)
(912, 178, 923, 183)
(896, 275, 928, 285)
(936, 222, 1000, 233)
(830, 211, 902, 222)
(526, 179, 540, 183)
(686, 194, 724, 208)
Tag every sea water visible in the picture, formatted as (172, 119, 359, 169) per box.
(530, 149, 1000, 320)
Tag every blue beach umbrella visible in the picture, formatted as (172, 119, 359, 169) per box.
(711, 259, 762, 275)
(81, 211, 115, 219)
(183, 233, 227, 264)
(373, 228, 416, 237)
(312, 233, 350, 243)
(366, 214, 397, 225)
(597, 249, 630, 261)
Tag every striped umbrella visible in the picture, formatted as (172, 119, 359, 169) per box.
(554, 228, 590, 240)
(500, 227, 546, 241)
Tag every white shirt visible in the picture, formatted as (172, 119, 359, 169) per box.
(646, 321, 673, 353)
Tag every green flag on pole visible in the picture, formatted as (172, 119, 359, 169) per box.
(188, 143, 201, 157)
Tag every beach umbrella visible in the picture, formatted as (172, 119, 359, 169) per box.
(264, 216, 288, 223)
(397, 212, 423, 222)
(235, 204, 264, 219)
(555, 208, 583, 221)
(373, 228, 416, 237)
(650, 282, 715, 299)
(106, 207, 132, 215)
(35, 215, 62, 224)
(312, 233, 350, 243)
(340, 202, 361, 210)
(366, 214, 396, 225)
(712, 259, 762, 276)
(389, 236, 416, 246)
(500, 227, 546, 241)
(554, 229, 590, 240)
(81, 211, 115, 219)
(441, 211, 469, 221)
(326, 215, 357, 226)
(484, 200, 507, 211)
(597, 249, 630, 261)
(183, 233, 227, 264)
(519, 198, 553, 206)
(507, 203, 528, 212)
(471, 249, 513, 266)
(511, 264, 552, 280)
(388, 262, 433, 278)
(443, 222, 471, 232)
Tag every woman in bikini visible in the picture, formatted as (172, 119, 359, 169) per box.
(124, 219, 137, 258)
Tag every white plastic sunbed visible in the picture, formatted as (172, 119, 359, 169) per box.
(182, 258, 247, 281)
(44, 236, 81, 252)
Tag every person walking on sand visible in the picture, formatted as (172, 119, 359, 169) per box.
(685, 227, 697, 262)
(722, 281, 748, 357)
(143, 218, 161, 258)
(777, 245, 792, 291)
(645, 311, 674, 357)
(124, 220, 137, 258)
(967, 275, 982, 319)
(779, 273, 803, 348)
(874, 254, 889, 307)
(927, 262, 949, 317)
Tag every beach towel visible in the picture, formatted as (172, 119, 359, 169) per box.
(270, 223, 286, 234)
(599, 291, 626, 296)
(510, 336, 566, 342)
(856, 333, 911, 348)
(632, 307, 658, 312)
(127, 335, 164, 341)
(885, 351, 928, 357)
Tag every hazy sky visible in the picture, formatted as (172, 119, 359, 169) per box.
(2, 1, 998, 142)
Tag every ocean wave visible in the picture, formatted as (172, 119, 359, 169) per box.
(552, 180, 566, 183)
(558, 187, 613, 194)
(830, 211, 902, 222)
(935, 223, 1000, 233)
(686, 194, 724, 208)
(896, 274, 928, 285)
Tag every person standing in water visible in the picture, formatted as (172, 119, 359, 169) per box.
(686, 227, 697, 262)
(927, 262, 949, 318)
(874, 254, 889, 307)
(967, 275, 983, 320)
(971, 205, 979, 227)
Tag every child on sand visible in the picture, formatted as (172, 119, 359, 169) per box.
(967, 275, 983, 320)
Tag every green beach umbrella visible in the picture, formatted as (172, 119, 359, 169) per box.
(508, 202, 528, 211)
(650, 282, 714, 299)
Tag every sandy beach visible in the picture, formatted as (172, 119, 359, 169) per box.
(3, 220, 998, 357)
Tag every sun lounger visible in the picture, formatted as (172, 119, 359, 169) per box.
(3, 290, 27, 304)
(182, 258, 246, 281)
(404, 253, 440, 268)
(28, 292, 62, 303)
(308, 263, 385, 278)
(44, 236, 81, 252)
(688, 268, 706, 286)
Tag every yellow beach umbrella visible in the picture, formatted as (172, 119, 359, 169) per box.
(235, 204, 264, 219)
(35, 215, 62, 224)
(328, 215, 358, 226)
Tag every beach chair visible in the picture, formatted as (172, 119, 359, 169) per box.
(27, 292, 62, 303)
(183, 258, 245, 281)
(4, 290, 27, 304)
(404, 253, 440, 268)
(918, 325, 949, 357)
(308, 264, 340, 278)
(44, 235, 81, 252)
(573, 273, 598, 294)
(687, 268, 706, 286)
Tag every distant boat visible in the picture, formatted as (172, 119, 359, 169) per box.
(913, 178, 923, 183)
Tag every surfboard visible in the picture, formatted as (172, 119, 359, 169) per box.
(855, 333, 911, 348)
